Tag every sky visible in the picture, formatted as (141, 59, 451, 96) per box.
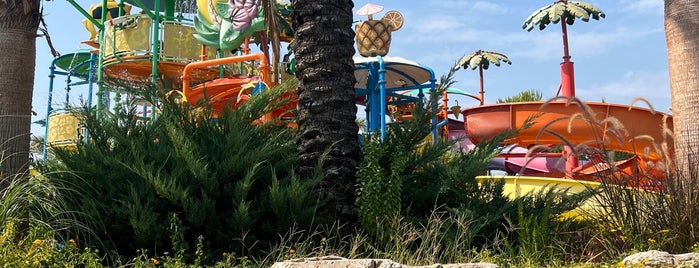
(31, 0, 671, 136)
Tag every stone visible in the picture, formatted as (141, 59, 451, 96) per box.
(620, 250, 699, 267)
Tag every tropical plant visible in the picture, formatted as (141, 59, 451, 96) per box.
(0, 0, 41, 186)
(453, 50, 511, 105)
(291, 0, 362, 223)
(40, 80, 323, 264)
(496, 89, 544, 103)
(522, 0, 605, 97)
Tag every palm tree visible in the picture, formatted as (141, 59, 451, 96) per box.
(522, 0, 605, 97)
(665, 0, 699, 174)
(0, 0, 41, 185)
(453, 50, 511, 105)
(291, 0, 362, 221)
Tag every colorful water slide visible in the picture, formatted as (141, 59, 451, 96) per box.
(181, 53, 296, 119)
(501, 146, 565, 175)
(182, 53, 270, 114)
(464, 101, 674, 189)
(463, 101, 673, 161)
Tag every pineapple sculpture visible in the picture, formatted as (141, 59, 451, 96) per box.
(355, 4, 403, 57)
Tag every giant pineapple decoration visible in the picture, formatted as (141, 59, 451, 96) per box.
(355, 4, 403, 57)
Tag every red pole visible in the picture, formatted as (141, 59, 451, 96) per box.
(560, 62, 575, 97)
(560, 20, 575, 97)
(560, 13, 579, 176)
(478, 65, 485, 105)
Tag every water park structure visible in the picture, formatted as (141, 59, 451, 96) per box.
(38, 1, 673, 197)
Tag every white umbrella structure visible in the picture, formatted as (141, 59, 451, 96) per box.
(356, 3, 384, 20)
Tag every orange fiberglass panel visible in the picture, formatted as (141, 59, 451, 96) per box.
(463, 101, 673, 160)
(185, 75, 259, 108)
(185, 76, 297, 119)
(103, 59, 221, 84)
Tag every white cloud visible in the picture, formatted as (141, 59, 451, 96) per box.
(472, 1, 509, 14)
(577, 70, 671, 111)
(427, 0, 509, 13)
(411, 15, 466, 33)
(498, 26, 663, 61)
(617, 0, 663, 15)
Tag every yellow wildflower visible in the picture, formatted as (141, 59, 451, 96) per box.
(150, 258, 161, 266)
(32, 239, 42, 247)
(68, 239, 77, 248)
(289, 249, 296, 254)
(648, 238, 656, 243)
(659, 229, 669, 234)
(619, 235, 627, 242)
(617, 261, 625, 267)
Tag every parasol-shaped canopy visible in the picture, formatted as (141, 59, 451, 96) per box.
(356, 3, 384, 20)
(53, 49, 95, 77)
(354, 56, 433, 90)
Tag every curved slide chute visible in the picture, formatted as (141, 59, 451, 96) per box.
(464, 101, 673, 186)
(463, 101, 673, 160)
(181, 53, 296, 119)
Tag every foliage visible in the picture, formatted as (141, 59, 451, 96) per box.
(355, 71, 590, 262)
(496, 89, 544, 103)
(0, 224, 104, 267)
(532, 96, 699, 261)
(355, 132, 407, 239)
(522, 1, 606, 31)
(0, 160, 100, 266)
(453, 50, 512, 71)
(39, 79, 323, 264)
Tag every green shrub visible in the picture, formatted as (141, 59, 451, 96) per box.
(496, 89, 543, 103)
(40, 79, 322, 264)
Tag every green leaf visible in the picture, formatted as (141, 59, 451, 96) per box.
(469, 54, 482, 70)
(523, 7, 548, 30)
(549, 2, 565, 23)
(454, 52, 476, 70)
(566, 4, 590, 21)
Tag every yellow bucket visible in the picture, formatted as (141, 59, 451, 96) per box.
(46, 112, 81, 148)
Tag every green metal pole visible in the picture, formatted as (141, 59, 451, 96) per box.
(165, 0, 175, 21)
(96, 0, 108, 117)
(127, 0, 156, 18)
(66, 0, 103, 30)
(150, 0, 162, 121)
(150, 0, 160, 85)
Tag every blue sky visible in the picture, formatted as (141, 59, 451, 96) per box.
(32, 0, 670, 135)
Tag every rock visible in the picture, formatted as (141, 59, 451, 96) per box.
(620, 250, 699, 267)
(271, 256, 499, 268)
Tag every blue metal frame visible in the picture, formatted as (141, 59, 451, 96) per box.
(42, 53, 98, 162)
(354, 56, 439, 141)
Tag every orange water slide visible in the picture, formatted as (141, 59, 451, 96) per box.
(182, 53, 270, 104)
(181, 53, 297, 119)
(462, 101, 673, 161)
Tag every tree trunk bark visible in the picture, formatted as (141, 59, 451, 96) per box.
(665, 0, 699, 174)
(0, 0, 41, 185)
(291, 0, 361, 221)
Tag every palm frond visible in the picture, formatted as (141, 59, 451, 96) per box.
(522, 1, 605, 32)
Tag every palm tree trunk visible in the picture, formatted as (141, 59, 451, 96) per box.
(0, 0, 41, 185)
(292, 0, 362, 221)
(666, 0, 699, 174)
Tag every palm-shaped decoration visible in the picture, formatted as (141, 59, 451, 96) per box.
(522, 0, 605, 97)
(453, 50, 511, 105)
